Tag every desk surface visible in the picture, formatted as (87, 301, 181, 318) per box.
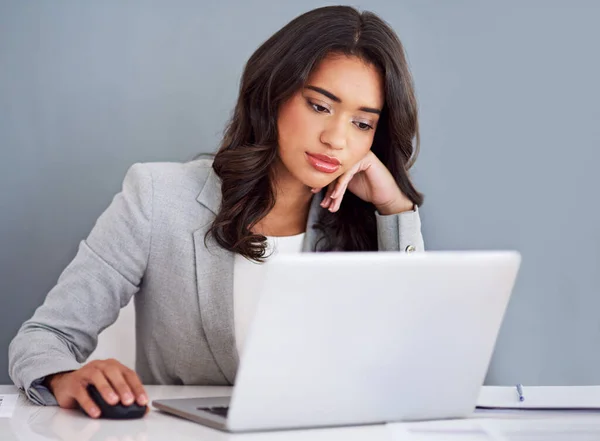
(3, 385, 600, 441)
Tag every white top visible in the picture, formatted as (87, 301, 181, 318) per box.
(233, 233, 305, 357)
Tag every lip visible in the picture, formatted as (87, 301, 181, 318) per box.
(305, 153, 341, 174)
(307, 153, 341, 165)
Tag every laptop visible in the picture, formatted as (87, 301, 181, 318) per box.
(153, 250, 521, 432)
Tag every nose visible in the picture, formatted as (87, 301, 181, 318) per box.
(319, 118, 347, 151)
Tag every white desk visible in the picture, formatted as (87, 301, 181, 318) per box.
(0, 385, 391, 441)
(3, 385, 600, 441)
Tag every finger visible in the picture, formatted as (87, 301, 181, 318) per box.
(90, 369, 120, 405)
(331, 172, 355, 200)
(330, 183, 349, 212)
(75, 386, 101, 418)
(54, 391, 79, 409)
(320, 184, 336, 208)
(310, 187, 322, 193)
(325, 185, 335, 201)
(123, 369, 148, 406)
(104, 367, 135, 406)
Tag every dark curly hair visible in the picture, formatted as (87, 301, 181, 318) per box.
(206, 5, 423, 262)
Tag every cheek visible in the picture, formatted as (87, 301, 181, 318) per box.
(278, 103, 317, 150)
(347, 134, 375, 161)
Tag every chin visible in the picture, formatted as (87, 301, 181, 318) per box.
(299, 170, 337, 190)
(282, 157, 340, 189)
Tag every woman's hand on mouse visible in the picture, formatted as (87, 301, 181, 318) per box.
(45, 358, 148, 418)
(311, 150, 414, 215)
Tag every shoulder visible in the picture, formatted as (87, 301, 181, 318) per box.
(118, 158, 219, 215)
(135, 158, 214, 191)
(121, 158, 215, 197)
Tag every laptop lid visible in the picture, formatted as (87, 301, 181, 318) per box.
(225, 251, 521, 432)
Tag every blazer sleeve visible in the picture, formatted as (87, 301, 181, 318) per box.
(8, 163, 153, 405)
(376, 205, 425, 252)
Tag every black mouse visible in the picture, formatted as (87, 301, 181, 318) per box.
(82, 384, 147, 419)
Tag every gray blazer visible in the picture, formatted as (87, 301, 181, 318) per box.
(8, 159, 424, 405)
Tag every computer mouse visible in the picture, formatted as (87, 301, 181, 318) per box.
(82, 384, 147, 419)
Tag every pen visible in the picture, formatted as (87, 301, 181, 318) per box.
(516, 383, 525, 402)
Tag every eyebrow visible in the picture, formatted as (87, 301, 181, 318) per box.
(305, 85, 381, 115)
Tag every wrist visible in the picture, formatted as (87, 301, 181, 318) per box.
(376, 197, 414, 215)
(45, 371, 70, 393)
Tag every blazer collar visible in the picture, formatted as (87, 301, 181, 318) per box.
(196, 167, 221, 215)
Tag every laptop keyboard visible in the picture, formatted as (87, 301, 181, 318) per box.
(198, 406, 229, 418)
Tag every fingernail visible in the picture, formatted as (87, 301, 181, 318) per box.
(139, 394, 148, 405)
(90, 407, 100, 417)
(109, 392, 118, 402)
(123, 393, 134, 404)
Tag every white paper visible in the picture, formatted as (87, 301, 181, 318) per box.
(0, 394, 18, 418)
(478, 419, 600, 441)
(477, 386, 600, 410)
(473, 407, 600, 420)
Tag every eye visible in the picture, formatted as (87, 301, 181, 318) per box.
(354, 121, 373, 131)
(309, 101, 330, 114)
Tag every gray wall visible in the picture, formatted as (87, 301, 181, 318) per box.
(1, 0, 599, 386)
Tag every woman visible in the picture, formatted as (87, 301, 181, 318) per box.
(8, 5, 424, 418)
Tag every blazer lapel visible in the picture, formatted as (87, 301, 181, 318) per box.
(193, 168, 238, 384)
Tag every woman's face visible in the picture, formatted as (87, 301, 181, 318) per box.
(276, 53, 384, 190)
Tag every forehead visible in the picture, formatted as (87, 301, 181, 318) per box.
(306, 54, 384, 109)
